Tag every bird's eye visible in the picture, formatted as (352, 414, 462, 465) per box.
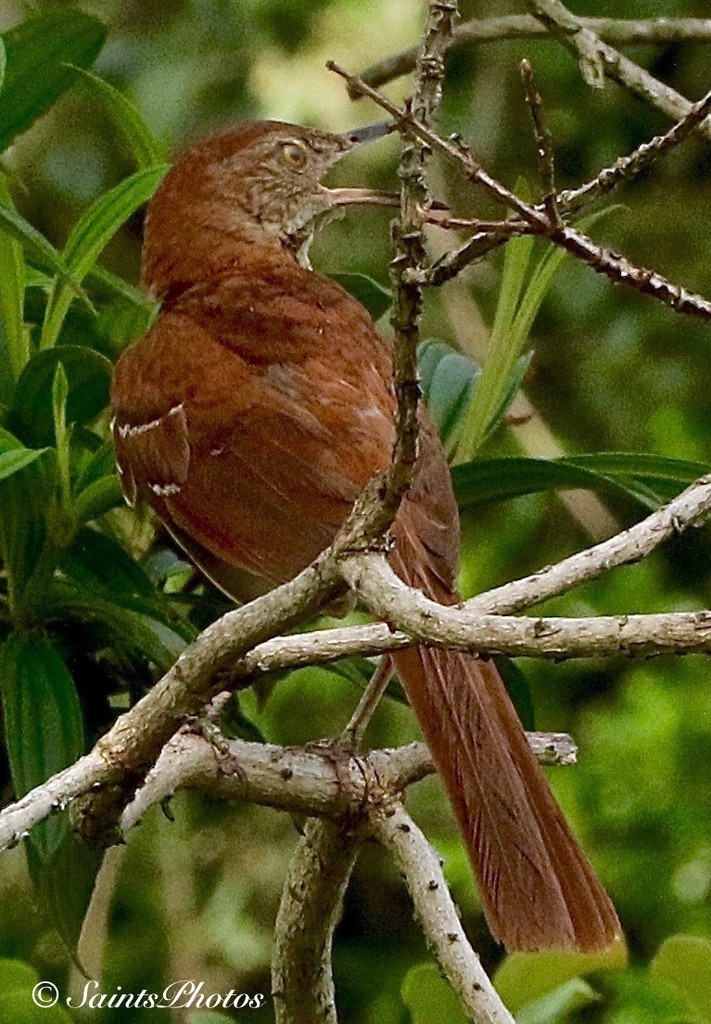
(280, 141, 308, 169)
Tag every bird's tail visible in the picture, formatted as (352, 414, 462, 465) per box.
(389, 527, 621, 950)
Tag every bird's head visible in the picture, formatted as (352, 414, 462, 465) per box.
(143, 119, 395, 298)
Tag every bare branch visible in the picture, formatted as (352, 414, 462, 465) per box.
(122, 730, 576, 832)
(470, 474, 711, 614)
(371, 801, 516, 1024)
(557, 84, 711, 215)
(357, 16, 711, 90)
(527, 0, 711, 140)
(272, 819, 364, 1024)
(380, 0, 458, 535)
(330, 62, 711, 319)
(340, 656, 393, 748)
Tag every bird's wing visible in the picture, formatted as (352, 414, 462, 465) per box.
(110, 278, 398, 586)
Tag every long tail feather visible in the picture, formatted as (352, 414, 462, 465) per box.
(389, 511, 621, 951)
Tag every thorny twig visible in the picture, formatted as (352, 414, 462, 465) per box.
(328, 61, 711, 320)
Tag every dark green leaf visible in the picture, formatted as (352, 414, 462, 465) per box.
(0, 457, 54, 608)
(63, 527, 157, 599)
(0, 11, 106, 153)
(40, 164, 169, 349)
(10, 346, 112, 448)
(0, 172, 27, 388)
(453, 453, 710, 512)
(331, 272, 392, 321)
(26, 830, 104, 958)
(74, 474, 124, 524)
(74, 440, 116, 491)
(0, 633, 84, 858)
(0, 205, 86, 300)
(0, 447, 49, 481)
(66, 65, 166, 170)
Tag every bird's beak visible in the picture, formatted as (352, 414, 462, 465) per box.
(344, 121, 394, 146)
(326, 121, 399, 209)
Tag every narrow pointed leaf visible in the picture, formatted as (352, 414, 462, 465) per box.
(0, 447, 49, 481)
(74, 475, 124, 524)
(0, 172, 27, 390)
(0, 634, 84, 858)
(0, 11, 106, 153)
(40, 164, 169, 348)
(66, 65, 165, 170)
(0, 205, 86, 302)
(10, 347, 112, 448)
(453, 453, 710, 511)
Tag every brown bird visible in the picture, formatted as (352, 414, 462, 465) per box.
(111, 119, 621, 951)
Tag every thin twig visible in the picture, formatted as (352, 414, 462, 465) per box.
(557, 84, 711, 215)
(329, 62, 711, 320)
(357, 16, 711, 90)
(340, 656, 393, 748)
(371, 801, 516, 1024)
(520, 59, 560, 225)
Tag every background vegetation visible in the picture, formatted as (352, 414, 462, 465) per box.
(0, 1, 710, 1021)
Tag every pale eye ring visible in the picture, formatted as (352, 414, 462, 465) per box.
(280, 141, 308, 169)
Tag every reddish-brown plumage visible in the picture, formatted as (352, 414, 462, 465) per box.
(111, 120, 621, 950)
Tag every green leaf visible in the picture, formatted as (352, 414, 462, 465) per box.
(74, 474, 124, 524)
(0, 204, 86, 301)
(0, 633, 84, 858)
(453, 226, 534, 461)
(0, 447, 49, 481)
(86, 263, 157, 313)
(0, 172, 27, 390)
(452, 453, 710, 512)
(651, 935, 711, 1023)
(0, 450, 54, 611)
(418, 339, 480, 456)
(66, 65, 165, 170)
(10, 346, 112, 448)
(26, 829, 104, 959)
(40, 164, 169, 349)
(483, 350, 533, 445)
(0, 991, 74, 1024)
(331, 272, 392, 321)
(493, 941, 627, 1013)
(517, 978, 599, 1024)
(451, 204, 620, 463)
(0, 959, 39, 993)
(0, 10, 106, 153)
(401, 963, 469, 1024)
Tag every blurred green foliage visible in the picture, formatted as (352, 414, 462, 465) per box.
(0, 1, 710, 1022)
